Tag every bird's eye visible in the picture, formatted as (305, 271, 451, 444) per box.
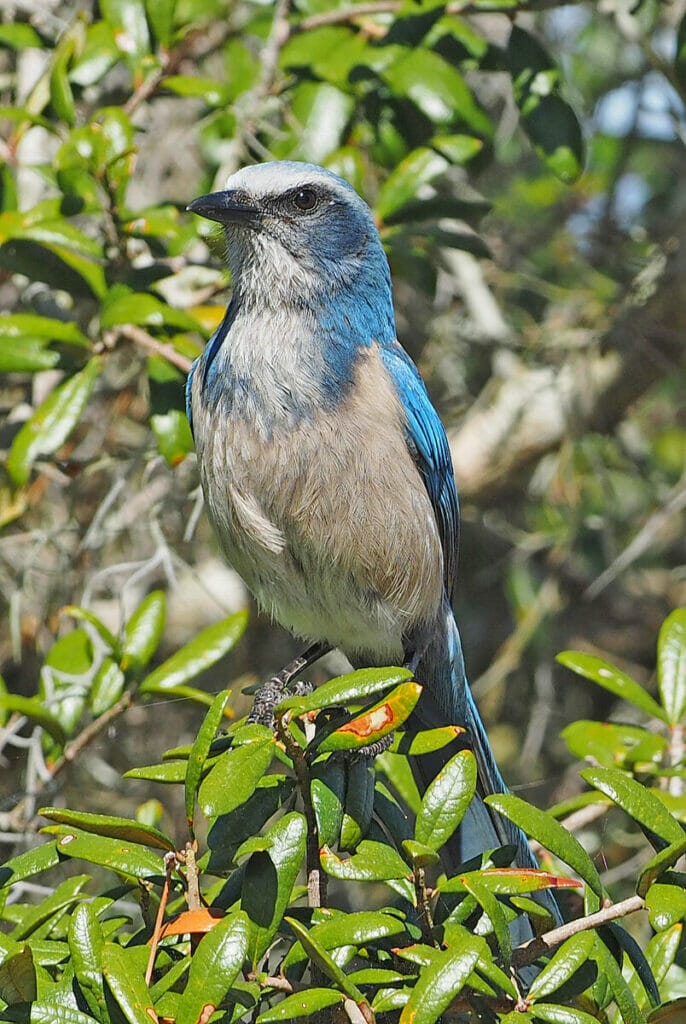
(291, 187, 318, 212)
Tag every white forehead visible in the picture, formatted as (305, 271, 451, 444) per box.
(224, 161, 359, 203)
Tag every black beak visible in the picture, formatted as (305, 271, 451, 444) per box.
(187, 190, 260, 226)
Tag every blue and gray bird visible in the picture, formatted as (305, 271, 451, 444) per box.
(186, 160, 541, 876)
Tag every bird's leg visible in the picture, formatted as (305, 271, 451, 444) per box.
(247, 641, 331, 727)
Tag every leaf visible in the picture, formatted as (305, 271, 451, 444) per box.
(460, 872, 511, 962)
(89, 658, 126, 716)
(0, 694, 67, 745)
(484, 793, 604, 899)
(22, 1003, 102, 1023)
(175, 911, 249, 1024)
(381, 49, 492, 135)
(310, 756, 346, 847)
(99, 0, 151, 62)
(581, 767, 684, 849)
(657, 608, 686, 725)
(164, 75, 230, 106)
(439, 868, 581, 896)
(6, 359, 101, 485)
(398, 933, 480, 1024)
(123, 759, 187, 783)
(69, 903, 108, 1023)
(145, 0, 175, 48)
(9, 874, 90, 940)
(0, 945, 36, 1004)
(257, 988, 344, 1021)
(318, 682, 422, 752)
(561, 721, 666, 769)
(556, 651, 667, 722)
(139, 610, 248, 692)
(151, 409, 194, 466)
(102, 943, 157, 1024)
(414, 749, 477, 852)
(39, 807, 174, 851)
(532, 1006, 603, 1024)
(44, 827, 167, 881)
(0, 841, 60, 890)
(100, 290, 199, 331)
(242, 812, 307, 966)
(340, 758, 375, 851)
(646, 882, 686, 930)
(320, 840, 413, 887)
(185, 689, 231, 834)
(284, 917, 366, 1005)
(376, 148, 449, 221)
(593, 938, 644, 1024)
(637, 835, 686, 896)
(282, 910, 406, 971)
(644, 924, 683, 987)
(120, 590, 166, 673)
(199, 734, 275, 817)
(390, 725, 464, 756)
(528, 931, 596, 1000)
(277, 666, 412, 714)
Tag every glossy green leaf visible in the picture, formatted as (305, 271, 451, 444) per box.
(69, 903, 108, 1023)
(657, 608, 686, 725)
(556, 651, 667, 722)
(376, 148, 449, 221)
(377, 750, 422, 814)
(318, 682, 422, 752)
(9, 874, 90, 940)
(645, 924, 683, 987)
(185, 689, 231, 834)
(6, 359, 101, 485)
(382, 49, 491, 135)
(320, 840, 413, 885)
(484, 793, 604, 898)
(164, 75, 230, 105)
(278, 666, 412, 714)
(257, 987, 344, 1021)
(199, 734, 275, 816)
(242, 812, 307, 966)
(581, 767, 684, 848)
(139, 610, 248, 692)
(399, 933, 480, 1024)
(461, 871, 511, 962)
(123, 759, 187, 783)
(62, 606, 117, 651)
(145, 0, 175, 47)
(528, 930, 596, 1000)
(89, 658, 126, 716)
(311, 756, 346, 847)
(204, 775, 295, 874)
(439, 867, 579, 896)
(284, 917, 366, 1004)
(44, 826, 166, 880)
(0, 945, 36, 1004)
(431, 133, 484, 164)
(39, 806, 174, 851)
(593, 938, 644, 1024)
(390, 725, 464, 756)
(340, 758, 375, 850)
(0, 694, 67, 745)
(532, 1006, 602, 1024)
(175, 911, 249, 1024)
(99, 0, 150, 61)
(562, 720, 666, 769)
(120, 590, 166, 672)
(638, 835, 686, 896)
(282, 910, 406, 971)
(0, 841, 60, 890)
(402, 840, 440, 867)
(151, 409, 194, 466)
(102, 943, 156, 1024)
(646, 882, 686, 930)
(415, 749, 477, 852)
(100, 290, 199, 331)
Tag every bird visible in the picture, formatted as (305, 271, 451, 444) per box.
(185, 160, 551, 893)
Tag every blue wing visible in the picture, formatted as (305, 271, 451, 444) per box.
(379, 341, 460, 602)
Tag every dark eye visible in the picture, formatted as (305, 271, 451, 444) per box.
(291, 187, 318, 212)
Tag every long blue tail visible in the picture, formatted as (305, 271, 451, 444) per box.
(411, 608, 561, 922)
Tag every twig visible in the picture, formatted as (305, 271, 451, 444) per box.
(114, 324, 193, 374)
(297, 0, 575, 33)
(146, 852, 177, 985)
(512, 894, 645, 968)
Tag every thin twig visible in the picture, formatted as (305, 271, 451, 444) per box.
(297, 0, 574, 33)
(146, 852, 177, 985)
(114, 324, 193, 374)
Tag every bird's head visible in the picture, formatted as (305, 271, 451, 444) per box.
(188, 161, 391, 309)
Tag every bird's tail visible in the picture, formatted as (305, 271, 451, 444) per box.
(411, 608, 561, 923)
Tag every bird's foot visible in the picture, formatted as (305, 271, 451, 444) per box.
(247, 673, 314, 729)
(352, 733, 394, 760)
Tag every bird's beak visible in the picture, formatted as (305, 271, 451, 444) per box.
(187, 190, 260, 227)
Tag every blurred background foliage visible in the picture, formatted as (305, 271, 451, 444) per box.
(0, 0, 685, 901)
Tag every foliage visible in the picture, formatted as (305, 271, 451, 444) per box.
(0, 608, 685, 1022)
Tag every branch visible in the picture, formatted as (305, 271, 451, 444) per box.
(512, 894, 645, 968)
(113, 324, 193, 374)
(297, 0, 574, 33)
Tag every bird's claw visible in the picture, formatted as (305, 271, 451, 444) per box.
(351, 732, 394, 760)
(247, 674, 314, 729)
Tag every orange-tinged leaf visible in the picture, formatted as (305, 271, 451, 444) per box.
(157, 908, 225, 939)
(318, 682, 422, 752)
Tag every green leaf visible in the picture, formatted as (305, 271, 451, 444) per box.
(151, 409, 194, 466)
(646, 882, 686, 930)
(39, 807, 174, 851)
(439, 867, 580, 896)
(175, 911, 249, 1024)
(402, 840, 440, 868)
(120, 590, 166, 672)
(44, 826, 166, 881)
(382, 49, 492, 135)
(257, 988, 344, 1021)
(532, 1006, 603, 1024)
(185, 689, 231, 834)
(139, 610, 248, 692)
(340, 758, 375, 851)
(89, 658, 126, 716)
(320, 840, 413, 888)
(164, 75, 230, 105)
(460, 871, 511, 962)
(581, 767, 684, 848)
(242, 812, 307, 966)
(657, 608, 686, 725)
(284, 917, 367, 1004)
(62, 606, 117, 651)
(0, 841, 60, 890)
(390, 725, 464, 757)
(376, 148, 449, 221)
(282, 910, 406, 971)
(100, 290, 199, 331)
(528, 930, 596, 1000)
(431, 133, 484, 164)
(199, 734, 275, 816)
(318, 682, 422, 752)
(638, 835, 686, 896)
(102, 943, 156, 1024)
(69, 903, 108, 1023)
(644, 924, 683, 988)
(399, 933, 480, 1024)
(123, 759, 187, 783)
(593, 938, 645, 1024)
(556, 651, 667, 722)
(277, 666, 412, 713)
(99, 0, 151, 62)
(145, 0, 175, 47)
(311, 756, 346, 848)
(0, 694, 67, 745)
(0, 24, 42, 48)
(562, 720, 667, 769)
(377, 750, 422, 814)
(0, 945, 36, 1004)
(484, 793, 604, 898)
(415, 749, 477, 852)
(9, 874, 90, 940)
(6, 359, 101, 485)
(21, 1003, 101, 1023)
